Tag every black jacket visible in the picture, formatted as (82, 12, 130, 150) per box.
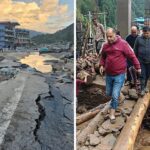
(134, 35, 150, 63)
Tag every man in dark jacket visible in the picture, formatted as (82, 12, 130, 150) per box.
(100, 28, 141, 123)
(126, 26, 139, 83)
(134, 26, 150, 96)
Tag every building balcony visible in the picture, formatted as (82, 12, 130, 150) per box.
(5, 34, 15, 38)
(5, 29, 14, 33)
(16, 37, 30, 40)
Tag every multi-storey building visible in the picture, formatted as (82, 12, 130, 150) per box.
(0, 21, 31, 49)
(0, 21, 19, 49)
(15, 28, 31, 48)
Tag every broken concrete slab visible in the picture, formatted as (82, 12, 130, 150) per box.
(0, 59, 21, 68)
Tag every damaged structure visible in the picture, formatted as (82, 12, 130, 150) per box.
(15, 28, 31, 48)
(0, 21, 31, 49)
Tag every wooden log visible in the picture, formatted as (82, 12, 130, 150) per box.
(77, 109, 100, 125)
(113, 93, 150, 150)
(77, 102, 110, 145)
(77, 103, 107, 125)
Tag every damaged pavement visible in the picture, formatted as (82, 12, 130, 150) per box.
(0, 52, 74, 150)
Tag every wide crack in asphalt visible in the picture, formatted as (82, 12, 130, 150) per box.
(34, 95, 46, 141)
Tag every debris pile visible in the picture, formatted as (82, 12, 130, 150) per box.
(76, 53, 100, 81)
(77, 84, 141, 150)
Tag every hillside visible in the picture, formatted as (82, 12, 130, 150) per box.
(32, 24, 74, 44)
(77, 0, 145, 28)
(29, 30, 44, 38)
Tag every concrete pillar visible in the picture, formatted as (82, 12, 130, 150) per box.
(145, 0, 150, 26)
(117, 0, 131, 39)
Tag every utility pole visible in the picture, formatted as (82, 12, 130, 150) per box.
(145, 0, 150, 26)
(88, 11, 93, 38)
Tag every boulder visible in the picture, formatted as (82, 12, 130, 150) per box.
(98, 127, 111, 136)
(101, 117, 125, 132)
(95, 134, 116, 150)
(89, 134, 101, 146)
(119, 100, 136, 115)
(128, 89, 138, 100)
(121, 86, 129, 95)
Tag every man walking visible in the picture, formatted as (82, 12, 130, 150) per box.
(92, 18, 105, 55)
(134, 26, 150, 96)
(100, 28, 141, 123)
(126, 26, 139, 83)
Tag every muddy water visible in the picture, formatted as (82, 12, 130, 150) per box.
(20, 52, 59, 73)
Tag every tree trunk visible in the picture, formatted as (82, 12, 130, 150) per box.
(113, 93, 150, 150)
(77, 102, 110, 145)
(77, 103, 106, 125)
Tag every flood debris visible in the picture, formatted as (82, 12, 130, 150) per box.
(77, 77, 150, 150)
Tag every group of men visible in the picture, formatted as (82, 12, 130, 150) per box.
(93, 18, 150, 123)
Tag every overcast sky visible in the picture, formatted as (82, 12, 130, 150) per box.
(0, 0, 74, 33)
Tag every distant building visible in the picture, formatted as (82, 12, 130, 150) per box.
(15, 28, 31, 48)
(0, 21, 19, 49)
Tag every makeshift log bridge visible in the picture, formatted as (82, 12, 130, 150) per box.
(77, 83, 150, 150)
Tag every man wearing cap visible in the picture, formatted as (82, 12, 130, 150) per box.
(134, 26, 150, 96)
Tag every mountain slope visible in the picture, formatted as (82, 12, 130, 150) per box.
(32, 24, 74, 44)
(77, 0, 145, 28)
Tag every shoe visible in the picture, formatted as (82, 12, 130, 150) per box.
(141, 90, 145, 97)
(110, 115, 116, 124)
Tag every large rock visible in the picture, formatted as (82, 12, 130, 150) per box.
(101, 117, 125, 132)
(128, 89, 138, 100)
(78, 146, 89, 150)
(121, 86, 129, 95)
(94, 134, 116, 150)
(89, 134, 101, 146)
(119, 100, 136, 115)
(98, 127, 111, 136)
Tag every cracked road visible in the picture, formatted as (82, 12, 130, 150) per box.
(0, 52, 74, 150)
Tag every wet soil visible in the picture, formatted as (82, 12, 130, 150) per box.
(77, 84, 108, 113)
